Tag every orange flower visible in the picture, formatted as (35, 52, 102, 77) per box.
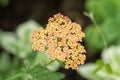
(31, 13, 86, 70)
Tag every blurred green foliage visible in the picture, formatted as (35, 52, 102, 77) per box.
(0, 52, 10, 74)
(78, 0, 120, 79)
(0, 20, 64, 80)
(78, 46, 120, 80)
(27, 65, 64, 80)
(0, 0, 10, 7)
(0, 30, 2, 48)
(1, 20, 40, 58)
(85, 0, 120, 52)
(86, 0, 120, 23)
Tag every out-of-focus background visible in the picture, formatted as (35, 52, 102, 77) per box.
(0, 0, 88, 31)
(0, 0, 120, 80)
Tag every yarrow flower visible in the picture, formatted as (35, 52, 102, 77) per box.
(31, 13, 86, 70)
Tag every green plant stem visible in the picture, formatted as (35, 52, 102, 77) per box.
(45, 60, 56, 67)
(45, 59, 64, 67)
(84, 12, 107, 48)
(5, 72, 27, 80)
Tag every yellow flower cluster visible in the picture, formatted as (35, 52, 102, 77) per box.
(31, 13, 86, 70)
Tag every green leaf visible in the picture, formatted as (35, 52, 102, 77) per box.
(16, 20, 40, 58)
(77, 63, 97, 79)
(23, 50, 37, 69)
(46, 60, 60, 71)
(27, 65, 65, 80)
(84, 25, 104, 51)
(102, 46, 120, 75)
(105, 64, 112, 73)
(31, 52, 50, 68)
(86, 0, 107, 23)
(101, 19, 119, 45)
(103, 0, 118, 17)
(86, 0, 120, 23)
(0, 52, 10, 72)
(84, 18, 120, 52)
(1, 32, 19, 55)
(31, 51, 60, 71)
(78, 46, 120, 80)
(1, 20, 41, 58)
(16, 19, 40, 42)
(92, 60, 104, 74)
(85, 0, 120, 52)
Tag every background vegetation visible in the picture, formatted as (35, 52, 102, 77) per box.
(0, 0, 120, 80)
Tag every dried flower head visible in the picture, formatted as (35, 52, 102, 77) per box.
(31, 13, 86, 70)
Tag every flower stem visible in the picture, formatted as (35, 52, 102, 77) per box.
(5, 72, 27, 80)
(84, 12, 107, 48)
(45, 60, 56, 67)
